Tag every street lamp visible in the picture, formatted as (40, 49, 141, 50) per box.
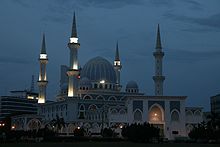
(0, 123, 5, 127)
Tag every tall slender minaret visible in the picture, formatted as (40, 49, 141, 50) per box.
(114, 41, 122, 91)
(37, 33, 48, 103)
(67, 12, 80, 97)
(153, 24, 165, 96)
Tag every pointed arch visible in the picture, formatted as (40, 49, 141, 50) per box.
(186, 110, 193, 122)
(134, 109, 142, 122)
(119, 109, 126, 114)
(79, 104, 85, 110)
(194, 110, 201, 116)
(96, 95, 105, 100)
(83, 123, 91, 129)
(171, 109, 180, 122)
(148, 104, 164, 122)
(108, 96, 117, 101)
(27, 118, 41, 130)
(111, 108, 118, 114)
(88, 104, 98, 111)
(79, 104, 85, 119)
(68, 123, 76, 133)
(92, 123, 100, 133)
(83, 95, 92, 100)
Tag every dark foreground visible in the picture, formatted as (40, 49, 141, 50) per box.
(0, 142, 220, 147)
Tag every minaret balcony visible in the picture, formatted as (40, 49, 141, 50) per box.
(37, 80, 48, 86)
(67, 69, 79, 76)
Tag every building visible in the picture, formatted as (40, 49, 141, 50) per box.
(10, 14, 203, 140)
(185, 107, 203, 134)
(0, 90, 38, 121)
(210, 94, 220, 115)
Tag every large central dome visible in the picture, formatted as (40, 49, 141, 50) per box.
(81, 56, 116, 83)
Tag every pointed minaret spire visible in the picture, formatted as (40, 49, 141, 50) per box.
(114, 41, 122, 91)
(156, 24, 162, 49)
(67, 13, 80, 97)
(115, 41, 120, 61)
(153, 24, 165, 96)
(38, 33, 48, 103)
(71, 12, 77, 38)
(41, 33, 46, 54)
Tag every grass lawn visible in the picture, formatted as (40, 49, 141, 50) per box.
(0, 142, 220, 147)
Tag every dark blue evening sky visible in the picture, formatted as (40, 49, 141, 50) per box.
(0, 0, 220, 111)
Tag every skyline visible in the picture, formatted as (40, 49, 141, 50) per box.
(0, 0, 220, 111)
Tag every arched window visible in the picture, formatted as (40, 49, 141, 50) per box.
(89, 104, 97, 111)
(96, 95, 104, 100)
(119, 109, 126, 114)
(79, 105, 85, 119)
(171, 110, 179, 122)
(186, 110, 193, 122)
(83, 95, 92, 100)
(109, 96, 117, 101)
(149, 105, 164, 122)
(194, 110, 201, 116)
(111, 109, 118, 114)
(27, 119, 41, 130)
(134, 109, 142, 121)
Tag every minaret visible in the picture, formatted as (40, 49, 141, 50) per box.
(114, 41, 122, 91)
(67, 13, 80, 97)
(37, 33, 48, 103)
(153, 24, 165, 96)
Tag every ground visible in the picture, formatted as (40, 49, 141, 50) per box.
(0, 142, 220, 147)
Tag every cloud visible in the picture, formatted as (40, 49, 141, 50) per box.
(9, 0, 31, 8)
(46, 0, 145, 12)
(77, 0, 145, 9)
(0, 56, 32, 64)
(41, 14, 69, 24)
(167, 49, 220, 63)
(183, 0, 203, 10)
(164, 12, 220, 30)
(184, 0, 201, 6)
(149, 0, 174, 7)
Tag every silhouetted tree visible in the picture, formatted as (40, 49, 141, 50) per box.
(102, 128, 114, 137)
(121, 122, 160, 142)
(74, 127, 85, 137)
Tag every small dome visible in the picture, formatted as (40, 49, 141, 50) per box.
(81, 56, 117, 84)
(126, 81, 138, 89)
(79, 77, 92, 88)
(126, 81, 139, 93)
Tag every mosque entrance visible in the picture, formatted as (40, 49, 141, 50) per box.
(148, 104, 165, 136)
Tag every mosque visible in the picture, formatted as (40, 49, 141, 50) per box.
(10, 14, 203, 140)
